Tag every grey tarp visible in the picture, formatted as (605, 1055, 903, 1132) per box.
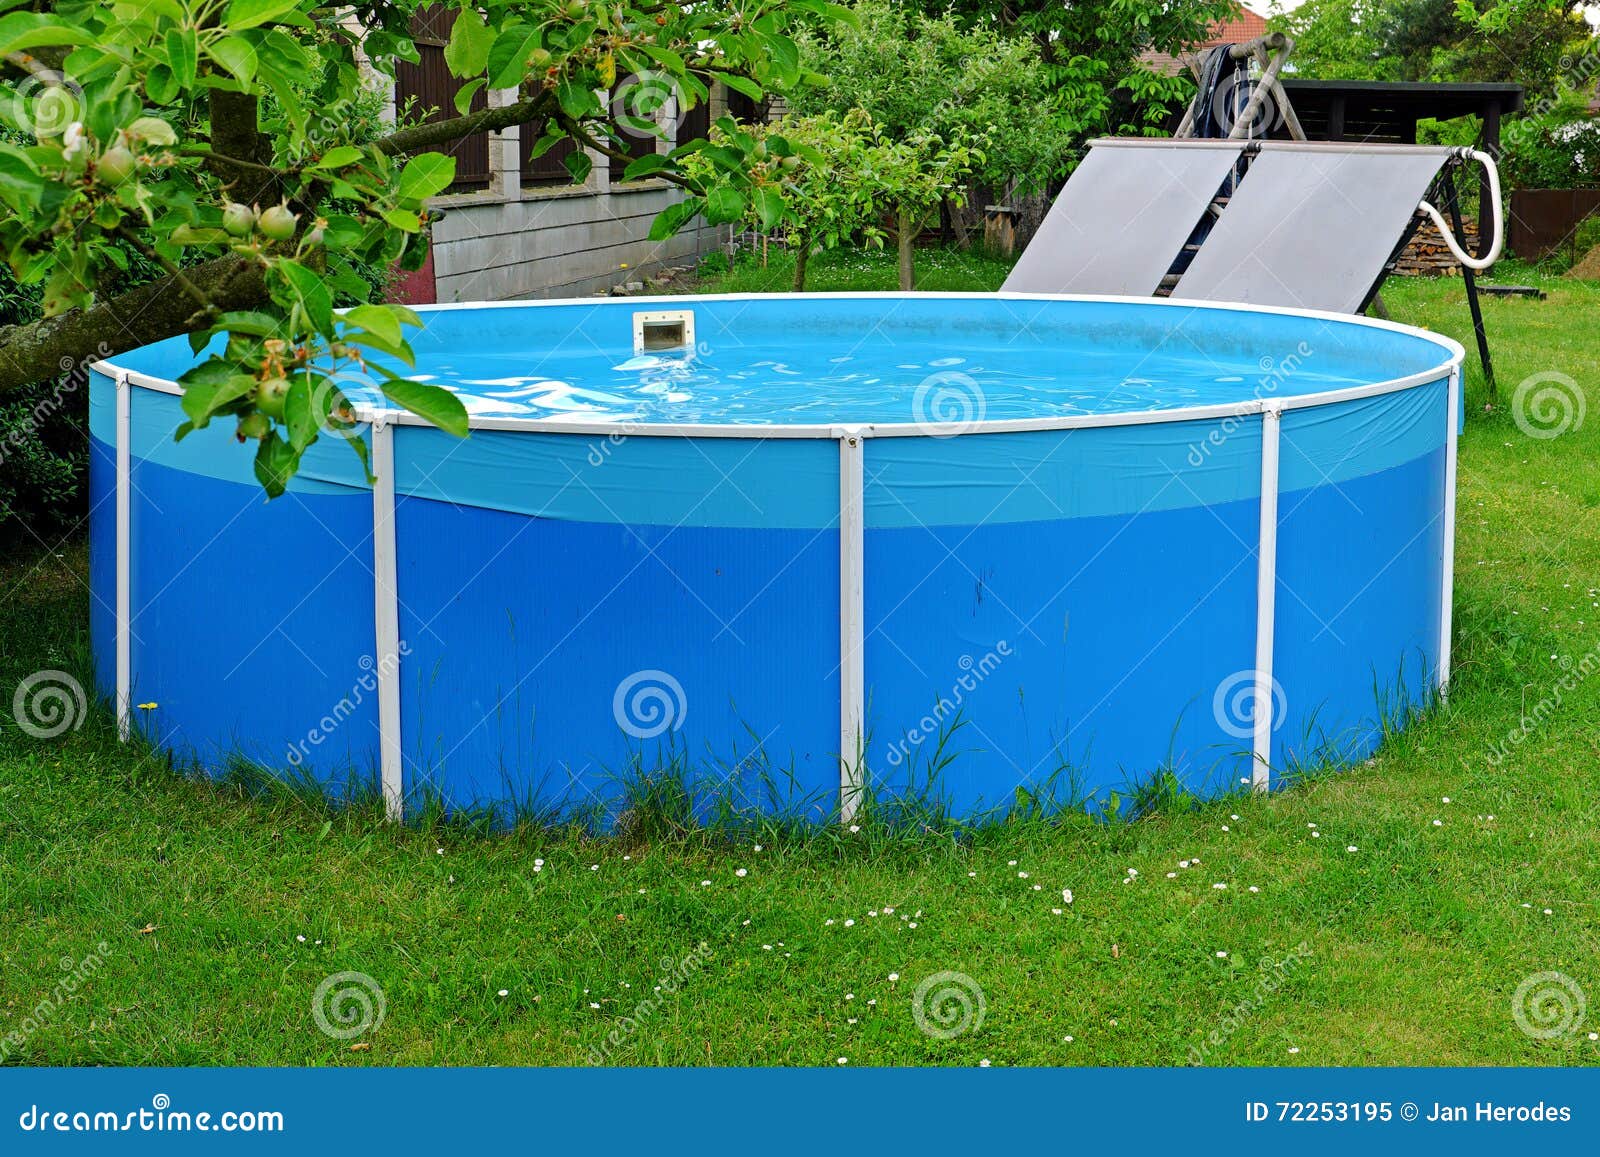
(1172, 142, 1451, 313)
(1002, 140, 1247, 297)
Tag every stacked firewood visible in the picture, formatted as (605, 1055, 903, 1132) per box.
(1392, 214, 1482, 276)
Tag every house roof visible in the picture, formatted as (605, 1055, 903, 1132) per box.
(1142, 4, 1271, 77)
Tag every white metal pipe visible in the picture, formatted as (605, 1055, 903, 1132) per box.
(838, 428, 866, 824)
(1439, 369, 1460, 696)
(1252, 405, 1282, 793)
(1417, 149, 1504, 271)
(371, 419, 404, 822)
(115, 370, 131, 743)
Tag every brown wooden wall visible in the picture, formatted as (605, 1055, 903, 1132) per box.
(395, 5, 490, 191)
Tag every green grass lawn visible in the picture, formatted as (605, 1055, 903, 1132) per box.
(2, 250, 1598, 1067)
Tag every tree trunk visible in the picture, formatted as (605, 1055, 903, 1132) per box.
(0, 256, 267, 394)
(896, 204, 916, 291)
(207, 90, 277, 205)
(946, 194, 971, 250)
(792, 236, 811, 292)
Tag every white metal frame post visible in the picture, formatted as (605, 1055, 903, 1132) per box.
(1439, 367, 1460, 696)
(372, 418, 404, 822)
(115, 370, 132, 743)
(1252, 404, 1282, 793)
(838, 427, 866, 824)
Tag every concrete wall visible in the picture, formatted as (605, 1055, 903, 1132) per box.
(423, 87, 721, 302)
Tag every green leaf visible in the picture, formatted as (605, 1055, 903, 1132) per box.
(319, 213, 367, 250)
(343, 303, 403, 348)
(486, 24, 541, 90)
(712, 72, 764, 102)
(562, 150, 592, 185)
(0, 12, 94, 57)
(0, 145, 43, 207)
(145, 65, 178, 105)
(382, 207, 421, 233)
(648, 197, 703, 240)
(128, 116, 178, 147)
(253, 429, 299, 498)
(452, 77, 487, 116)
(704, 186, 747, 224)
(178, 361, 257, 427)
(284, 376, 317, 451)
(556, 80, 601, 120)
(212, 310, 288, 338)
(753, 186, 785, 230)
(277, 260, 333, 334)
(343, 432, 375, 485)
(397, 153, 456, 201)
(168, 225, 229, 246)
(444, 8, 494, 78)
(164, 26, 198, 88)
(226, 0, 306, 30)
(622, 153, 673, 181)
(309, 145, 364, 171)
(760, 33, 800, 81)
(380, 381, 469, 438)
(206, 34, 257, 84)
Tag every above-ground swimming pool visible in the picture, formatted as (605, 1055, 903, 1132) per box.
(90, 293, 1463, 823)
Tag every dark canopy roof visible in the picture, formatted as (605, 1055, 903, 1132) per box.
(1278, 80, 1525, 144)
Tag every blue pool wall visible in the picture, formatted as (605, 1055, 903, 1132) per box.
(88, 295, 1460, 822)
